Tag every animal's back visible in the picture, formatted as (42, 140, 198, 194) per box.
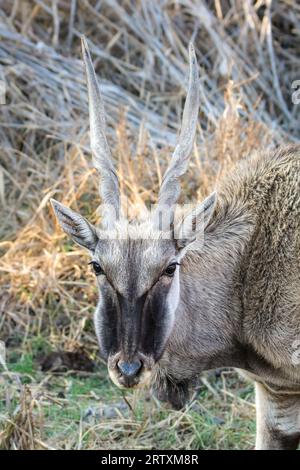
(236, 146, 300, 375)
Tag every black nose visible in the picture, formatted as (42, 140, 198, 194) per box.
(117, 360, 142, 378)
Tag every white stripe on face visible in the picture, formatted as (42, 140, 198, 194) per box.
(164, 268, 180, 338)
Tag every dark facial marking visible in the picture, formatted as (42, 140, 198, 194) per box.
(94, 238, 177, 365)
(98, 283, 119, 360)
(140, 279, 173, 360)
(117, 292, 147, 359)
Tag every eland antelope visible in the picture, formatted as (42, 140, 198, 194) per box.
(51, 37, 300, 450)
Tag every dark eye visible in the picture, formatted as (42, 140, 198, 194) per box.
(164, 263, 178, 277)
(89, 261, 104, 276)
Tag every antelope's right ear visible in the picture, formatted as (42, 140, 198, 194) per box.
(175, 191, 217, 250)
(50, 199, 98, 252)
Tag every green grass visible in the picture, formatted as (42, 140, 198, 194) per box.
(0, 339, 256, 449)
(9, 353, 35, 376)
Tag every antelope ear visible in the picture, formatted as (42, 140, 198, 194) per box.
(51, 199, 98, 252)
(175, 192, 217, 249)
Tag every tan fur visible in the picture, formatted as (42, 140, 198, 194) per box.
(255, 383, 300, 450)
(156, 145, 300, 449)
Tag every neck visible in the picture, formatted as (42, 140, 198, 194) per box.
(159, 198, 255, 381)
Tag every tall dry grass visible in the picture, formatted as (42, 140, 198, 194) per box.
(1, 0, 298, 345)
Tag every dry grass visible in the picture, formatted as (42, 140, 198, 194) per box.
(0, 0, 299, 450)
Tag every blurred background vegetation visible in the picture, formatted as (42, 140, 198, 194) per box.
(0, 0, 299, 449)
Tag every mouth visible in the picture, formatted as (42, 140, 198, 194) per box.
(108, 367, 153, 389)
(107, 352, 155, 389)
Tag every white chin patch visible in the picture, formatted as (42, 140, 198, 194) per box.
(108, 368, 153, 389)
(108, 368, 125, 389)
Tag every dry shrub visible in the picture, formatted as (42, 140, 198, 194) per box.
(0, 385, 44, 450)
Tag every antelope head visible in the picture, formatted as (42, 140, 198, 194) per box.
(51, 37, 217, 389)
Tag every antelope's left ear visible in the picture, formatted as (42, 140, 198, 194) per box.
(175, 191, 217, 249)
(51, 199, 98, 252)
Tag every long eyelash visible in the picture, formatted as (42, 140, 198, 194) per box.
(170, 262, 181, 267)
(88, 261, 99, 266)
